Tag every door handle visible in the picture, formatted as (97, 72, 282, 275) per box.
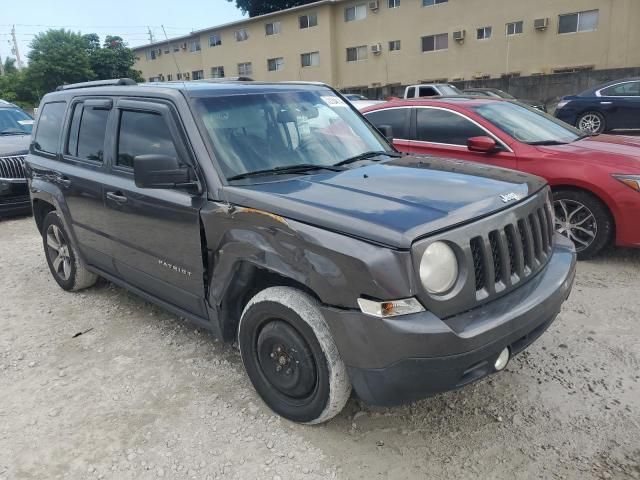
(57, 175, 72, 187)
(600, 101, 613, 105)
(106, 191, 128, 204)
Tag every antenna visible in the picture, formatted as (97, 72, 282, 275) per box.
(161, 25, 184, 84)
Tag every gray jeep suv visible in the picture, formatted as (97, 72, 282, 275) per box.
(26, 79, 576, 424)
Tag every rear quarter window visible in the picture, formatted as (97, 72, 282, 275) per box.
(34, 102, 67, 155)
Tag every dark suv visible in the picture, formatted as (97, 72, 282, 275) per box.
(0, 100, 33, 216)
(26, 79, 576, 424)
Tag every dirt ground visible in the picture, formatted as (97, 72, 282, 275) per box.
(0, 215, 638, 480)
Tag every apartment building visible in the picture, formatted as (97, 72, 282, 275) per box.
(133, 0, 640, 94)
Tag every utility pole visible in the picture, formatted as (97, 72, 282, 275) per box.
(10, 26, 24, 69)
(147, 27, 155, 44)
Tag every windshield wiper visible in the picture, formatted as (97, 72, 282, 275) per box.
(333, 150, 401, 167)
(527, 140, 569, 146)
(227, 164, 344, 181)
(0, 130, 28, 136)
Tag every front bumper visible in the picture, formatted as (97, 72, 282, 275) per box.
(0, 180, 31, 217)
(321, 234, 576, 406)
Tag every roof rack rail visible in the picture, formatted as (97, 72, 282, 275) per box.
(192, 76, 254, 83)
(56, 78, 137, 91)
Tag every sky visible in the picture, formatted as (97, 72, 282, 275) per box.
(1, 0, 246, 65)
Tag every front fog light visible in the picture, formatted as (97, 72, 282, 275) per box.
(357, 297, 425, 318)
(420, 241, 459, 294)
(494, 348, 510, 371)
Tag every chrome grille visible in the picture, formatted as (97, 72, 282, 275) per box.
(470, 203, 554, 298)
(0, 155, 26, 179)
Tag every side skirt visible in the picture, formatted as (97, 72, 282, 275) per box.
(87, 265, 223, 339)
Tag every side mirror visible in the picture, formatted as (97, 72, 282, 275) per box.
(133, 154, 195, 189)
(377, 124, 394, 142)
(467, 136, 498, 153)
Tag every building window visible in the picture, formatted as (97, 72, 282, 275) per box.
(299, 13, 318, 29)
(477, 26, 492, 40)
(558, 10, 599, 34)
(346, 46, 368, 62)
(389, 40, 401, 51)
(267, 57, 284, 72)
(146, 50, 157, 60)
(209, 32, 222, 47)
(422, 33, 448, 52)
(173, 45, 180, 52)
(506, 21, 523, 36)
(163, 48, 170, 54)
(177, 73, 182, 80)
(345, 4, 367, 22)
(388, 0, 400, 8)
(235, 28, 249, 42)
(211, 66, 225, 78)
(301, 51, 320, 67)
(167, 74, 173, 81)
(238, 62, 252, 76)
(189, 41, 201, 52)
(265, 21, 281, 36)
(422, 0, 447, 6)
(192, 70, 204, 80)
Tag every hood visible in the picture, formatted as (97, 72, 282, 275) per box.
(0, 134, 30, 157)
(224, 156, 546, 249)
(536, 134, 640, 171)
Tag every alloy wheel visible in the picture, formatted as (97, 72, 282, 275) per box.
(578, 114, 602, 134)
(46, 224, 72, 281)
(554, 199, 597, 252)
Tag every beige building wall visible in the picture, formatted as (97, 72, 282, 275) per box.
(133, 0, 640, 89)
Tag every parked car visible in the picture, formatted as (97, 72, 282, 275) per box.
(403, 83, 462, 98)
(555, 78, 640, 134)
(343, 93, 369, 101)
(463, 87, 546, 111)
(0, 100, 34, 217)
(362, 97, 640, 258)
(26, 79, 575, 424)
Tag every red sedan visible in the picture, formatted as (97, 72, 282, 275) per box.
(362, 97, 640, 259)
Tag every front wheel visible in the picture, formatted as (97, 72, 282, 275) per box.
(238, 286, 351, 424)
(577, 111, 606, 134)
(553, 190, 612, 260)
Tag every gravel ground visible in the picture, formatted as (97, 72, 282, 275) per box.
(0, 215, 638, 480)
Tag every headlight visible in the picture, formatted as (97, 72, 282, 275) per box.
(555, 100, 569, 110)
(612, 174, 640, 192)
(419, 241, 459, 294)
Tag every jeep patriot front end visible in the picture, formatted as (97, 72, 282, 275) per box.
(26, 79, 576, 423)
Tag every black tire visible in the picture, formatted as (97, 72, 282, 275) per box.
(553, 189, 613, 260)
(576, 111, 606, 134)
(238, 286, 351, 424)
(42, 211, 98, 291)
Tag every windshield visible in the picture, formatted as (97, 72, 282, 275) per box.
(193, 89, 392, 180)
(0, 107, 34, 135)
(473, 101, 582, 144)
(439, 85, 463, 95)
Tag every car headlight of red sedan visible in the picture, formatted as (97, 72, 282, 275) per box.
(612, 174, 640, 192)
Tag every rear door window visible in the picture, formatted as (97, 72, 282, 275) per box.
(418, 87, 438, 97)
(415, 108, 486, 145)
(365, 108, 411, 139)
(34, 102, 67, 155)
(117, 110, 179, 168)
(66, 101, 111, 162)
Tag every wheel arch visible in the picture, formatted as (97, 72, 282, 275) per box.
(32, 199, 56, 234)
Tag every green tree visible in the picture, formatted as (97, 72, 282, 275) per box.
(89, 35, 143, 82)
(27, 29, 95, 94)
(227, 0, 317, 17)
(3, 57, 18, 75)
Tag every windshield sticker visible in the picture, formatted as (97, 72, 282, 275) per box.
(321, 96, 348, 107)
(18, 120, 34, 125)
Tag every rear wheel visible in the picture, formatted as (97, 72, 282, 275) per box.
(42, 211, 98, 291)
(238, 286, 351, 424)
(577, 111, 606, 134)
(553, 190, 612, 260)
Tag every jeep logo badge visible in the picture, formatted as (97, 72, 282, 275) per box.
(500, 192, 522, 203)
